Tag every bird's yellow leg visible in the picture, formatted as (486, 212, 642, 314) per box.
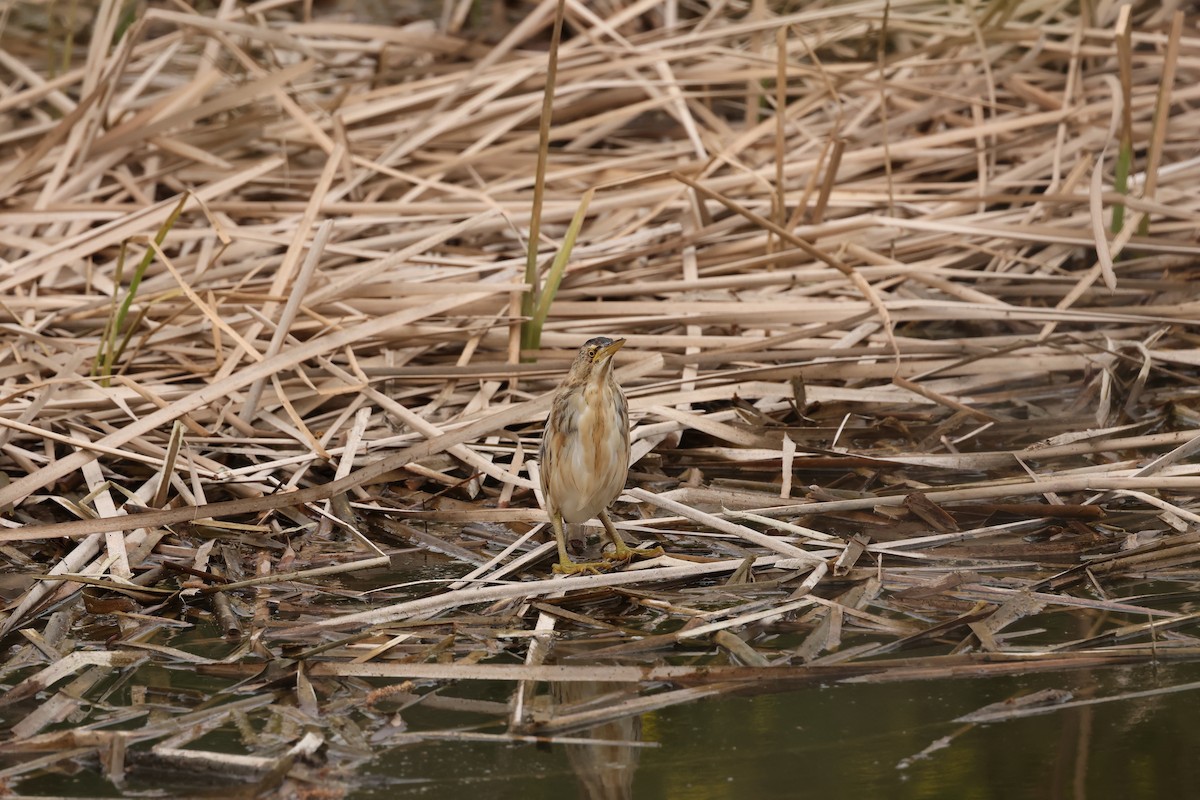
(599, 510, 663, 562)
(550, 510, 611, 575)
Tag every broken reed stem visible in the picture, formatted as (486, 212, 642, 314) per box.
(1138, 9, 1183, 236)
(520, 0, 568, 360)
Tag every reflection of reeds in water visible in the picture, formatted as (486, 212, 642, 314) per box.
(549, 682, 642, 800)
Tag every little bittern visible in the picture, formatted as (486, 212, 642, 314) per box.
(540, 337, 654, 574)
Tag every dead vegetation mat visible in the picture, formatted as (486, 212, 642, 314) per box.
(2, 0, 1200, 793)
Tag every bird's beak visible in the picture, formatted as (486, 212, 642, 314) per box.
(594, 338, 626, 363)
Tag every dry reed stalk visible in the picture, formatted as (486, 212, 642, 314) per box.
(1, 0, 1200, 792)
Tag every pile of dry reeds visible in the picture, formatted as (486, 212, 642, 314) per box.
(2, 0, 1200, 793)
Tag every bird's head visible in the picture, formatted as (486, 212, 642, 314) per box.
(567, 336, 626, 384)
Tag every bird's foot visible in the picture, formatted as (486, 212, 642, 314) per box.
(605, 544, 665, 563)
(552, 559, 613, 575)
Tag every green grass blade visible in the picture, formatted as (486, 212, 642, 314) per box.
(98, 193, 190, 383)
(1111, 141, 1131, 234)
(528, 189, 595, 353)
(95, 239, 128, 379)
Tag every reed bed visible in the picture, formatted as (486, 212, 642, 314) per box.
(1, 0, 1200, 793)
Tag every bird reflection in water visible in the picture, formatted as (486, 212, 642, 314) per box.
(549, 681, 643, 800)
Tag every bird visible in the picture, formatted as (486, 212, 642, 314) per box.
(538, 337, 659, 574)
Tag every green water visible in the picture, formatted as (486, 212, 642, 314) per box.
(6, 649, 1196, 798)
(355, 664, 1199, 799)
(5, 558, 1197, 798)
